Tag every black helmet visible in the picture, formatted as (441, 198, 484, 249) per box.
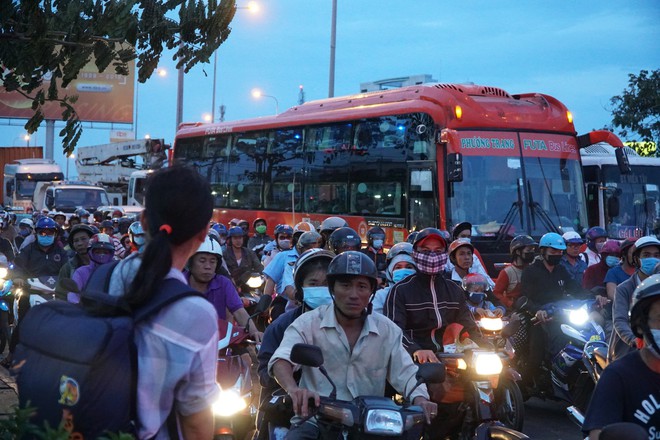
(406, 231, 419, 244)
(319, 216, 348, 235)
(100, 220, 114, 231)
(326, 251, 379, 293)
(412, 227, 447, 250)
(366, 226, 386, 245)
(630, 273, 660, 339)
(386, 242, 413, 265)
(452, 222, 472, 240)
(510, 235, 537, 255)
(328, 227, 362, 254)
(293, 248, 335, 302)
(253, 217, 267, 228)
(296, 231, 323, 253)
(67, 224, 95, 248)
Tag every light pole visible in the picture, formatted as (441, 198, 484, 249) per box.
(328, 0, 337, 98)
(251, 88, 279, 115)
(66, 153, 75, 180)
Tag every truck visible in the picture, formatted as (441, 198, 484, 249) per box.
(0, 148, 63, 212)
(32, 180, 110, 216)
(581, 143, 660, 239)
(75, 138, 168, 206)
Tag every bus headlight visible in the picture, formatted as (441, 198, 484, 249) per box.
(212, 390, 247, 417)
(365, 409, 403, 435)
(473, 352, 503, 376)
(568, 307, 589, 326)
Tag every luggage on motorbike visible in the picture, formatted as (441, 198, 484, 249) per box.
(13, 262, 202, 438)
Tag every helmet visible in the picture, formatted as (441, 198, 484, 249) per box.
(328, 227, 362, 254)
(128, 221, 144, 238)
(88, 233, 115, 253)
(294, 221, 314, 233)
(35, 217, 58, 231)
(75, 208, 90, 218)
(448, 238, 474, 259)
(634, 236, 660, 256)
(326, 251, 379, 292)
(600, 239, 622, 256)
(195, 236, 223, 258)
(366, 226, 386, 242)
(620, 237, 637, 256)
(412, 228, 447, 250)
(112, 209, 123, 218)
(630, 274, 660, 338)
(238, 219, 250, 229)
(212, 223, 228, 237)
(253, 218, 267, 228)
(18, 218, 34, 229)
(510, 235, 537, 254)
(296, 231, 323, 253)
(274, 224, 294, 238)
(452, 222, 472, 240)
(50, 210, 66, 220)
(539, 232, 567, 251)
(406, 231, 419, 244)
(293, 248, 336, 301)
(229, 218, 241, 227)
(228, 226, 245, 237)
(67, 224, 94, 248)
(100, 220, 114, 230)
(585, 227, 608, 242)
(319, 216, 348, 234)
(562, 231, 584, 244)
(386, 242, 414, 265)
(461, 273, 490, 292)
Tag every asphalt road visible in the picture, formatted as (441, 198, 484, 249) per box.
(522, 398, 584, 440)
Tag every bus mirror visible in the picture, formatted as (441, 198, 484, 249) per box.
(447, 153, 463, 182)
(607, 194, 620, 219)
(615, 148, 631, 174)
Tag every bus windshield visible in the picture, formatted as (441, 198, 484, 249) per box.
(602, 165, 659, 237)
(448, 131, 587, 238)
(16, 173, 64, 198)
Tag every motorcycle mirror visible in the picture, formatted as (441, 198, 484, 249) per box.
(599, 422, 646, 440)
(416, 363, 446, 384)
(501, 319, 521, 338)
(250, 294, 272, 318)
(60, 278, 80, 294)
(290, 343, 324, 368)
(513, 296, 529, 311)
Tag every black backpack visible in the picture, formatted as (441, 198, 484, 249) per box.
(13, 262, 202, 438)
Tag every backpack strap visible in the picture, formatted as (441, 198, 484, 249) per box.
(133, 278, 204, 323)
(85, 260, 121, 293)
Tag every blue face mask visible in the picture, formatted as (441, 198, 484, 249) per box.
(392, 268, 416, 283)
(19, 229, 31, 237)
(37, 235, 55, 247)
(468, 292, 485, 305)
(605, 256, 621, 268)
(303, 286, 332, 309)
(133, 236, 146, 248)
(372, 239, 384, 250)
(640, 257, 660, 275)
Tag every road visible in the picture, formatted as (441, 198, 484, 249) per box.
(523, 398, 584, 440)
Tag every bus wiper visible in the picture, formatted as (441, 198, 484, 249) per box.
(496, 179, 524, 245)
(527, 180, 560, 234)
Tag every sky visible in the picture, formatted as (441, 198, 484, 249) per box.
(0, 0, 658, 176)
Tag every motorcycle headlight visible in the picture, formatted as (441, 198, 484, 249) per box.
(473, 352, 503, 376)
(364, 409, 403, 435)
(212, 390, 248, 417)
(246, 274, 264, 289)
(479, 317, 503, 332)
(568, 307, 589, 326)
(0, 267, 7, 279)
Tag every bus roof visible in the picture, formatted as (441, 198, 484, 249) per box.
(580, 142, 660, 166)
(5, 159, 62, 174)
(176, 83, 576, 139)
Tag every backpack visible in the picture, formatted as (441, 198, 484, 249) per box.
(13, 261, 203, 438)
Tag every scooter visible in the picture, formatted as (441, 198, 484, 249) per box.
(12, 275, 58, 326)
(289, 342, 446, 440)
(514, 297, 605, 425)
(212, 295, 271, 440)
(0, 269, 13, 354)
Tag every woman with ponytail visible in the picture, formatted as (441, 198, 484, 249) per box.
(127, 166, 219, 439)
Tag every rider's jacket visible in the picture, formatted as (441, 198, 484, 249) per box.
(13, 242, 68, 280)
(384, 272, 478, 354)
(520, 258, 587, 313)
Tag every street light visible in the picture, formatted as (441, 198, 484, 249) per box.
(66, 153, 75, 180)
(251, 88, 279, 115)
(328, 0, 337, 98)
(135, 68, 167, 139)
(23, 134, 30, 147)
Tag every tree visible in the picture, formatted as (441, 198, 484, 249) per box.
(0, 0, 236, 155)
(610, 69, 660, 157)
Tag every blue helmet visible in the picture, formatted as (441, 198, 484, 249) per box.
(228, 226, 244, 237)
(539, 232, 567, 251)
(274, 224, 294, 238)
(35, 217, 58, 231)
(212, 223, 228, 237)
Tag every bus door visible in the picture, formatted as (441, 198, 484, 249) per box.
(407, 161, 438, 231)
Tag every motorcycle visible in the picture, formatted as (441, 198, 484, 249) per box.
(13, 275, 58, 327)
(244, 273, 268, 331)
(514, 297, 606, 425)
(435, 323, 528, 440)
(0, 267, 13, 354)
(288, 342, 446, 440)
(212, 295, 271, 440)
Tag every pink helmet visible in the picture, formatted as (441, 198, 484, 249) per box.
(600, 239, 622, 257)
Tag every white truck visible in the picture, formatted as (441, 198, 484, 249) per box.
(32, 180, 110, 216)
(3, 159, 64, 212)
(75, 138, 168, 206)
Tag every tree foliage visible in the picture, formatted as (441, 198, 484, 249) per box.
(0, 0, 237, 154)
(610, 69, 660, 157)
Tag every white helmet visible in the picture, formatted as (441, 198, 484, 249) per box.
(562, 231, 584, 244)
(196, 236, 223, 257)
(19, 218, 34, 229)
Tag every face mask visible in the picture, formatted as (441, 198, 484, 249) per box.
(133, 236, 145, 247)
(648, 329, 660, 358)
(392, 268, 416, 283)
(303, 286, 332, 309)
(521, 252, 535, 263)
(468, 292, 485, 305)
(640, 257, 660, 275)
(37, 235, 55, 247)
(90, 251, 113, 265)
(545, 254, 562, 266)
(413, 250, 448, 275)
(460, 237, 471, 244)
(255, 225, 267, 235)
(595, 242, 605, 253)
(605, 256, 621, 268)
(19, 229, 31, 237)
(372, 239, 384, 250)
(278, 239, 291, 250)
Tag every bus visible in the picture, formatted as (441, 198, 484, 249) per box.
(581, 143, 659, 239)
(4, 159, 64, 212)
(173, 83, 625, 273)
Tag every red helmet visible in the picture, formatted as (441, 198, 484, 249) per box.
(461, 273, 489, 292)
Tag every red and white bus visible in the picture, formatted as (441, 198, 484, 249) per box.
(173, 83, 624, 273)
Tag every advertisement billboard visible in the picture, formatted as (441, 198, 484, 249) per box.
(0, 58, 135, 124)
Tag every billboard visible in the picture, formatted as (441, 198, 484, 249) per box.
(0, 58, 135, 124)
